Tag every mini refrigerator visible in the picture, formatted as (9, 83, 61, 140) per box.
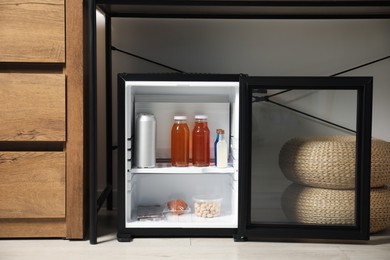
(117, 73, 373, 242)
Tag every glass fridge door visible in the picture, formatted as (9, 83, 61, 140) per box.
(237, 76, 372, 241)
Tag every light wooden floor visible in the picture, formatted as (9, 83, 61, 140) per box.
(1, 210, 390, 260)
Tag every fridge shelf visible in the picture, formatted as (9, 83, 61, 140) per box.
(131, 163, 236, 174)
(126, 213, 237, 228)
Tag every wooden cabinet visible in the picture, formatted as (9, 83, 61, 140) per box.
(0, 74, 65, 141)
(0, 152, 65, 219)
(0, 0, 65, 63)
(0, 0, 84, 239)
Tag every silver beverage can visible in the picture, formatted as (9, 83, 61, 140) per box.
(135, 113, 156, 168)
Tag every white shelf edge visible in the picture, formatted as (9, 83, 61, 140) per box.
(131, 164, 236, 174)
(126, 213, 238, 229)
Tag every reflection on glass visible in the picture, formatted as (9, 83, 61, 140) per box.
(250, 89, 357, 226)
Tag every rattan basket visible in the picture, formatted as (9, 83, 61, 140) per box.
(279, 136, 390, 189)
(281, 184, 390, 233)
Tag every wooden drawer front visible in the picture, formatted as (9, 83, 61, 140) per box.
(0, 73, 65, 141)
(0, 219, 66, 237)
(0, 0, 65, 63)
(0, 152, 65, 219)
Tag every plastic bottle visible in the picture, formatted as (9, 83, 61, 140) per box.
(216, 129, 228, 168)
(192, 115, 210, 167)
(171, 116, 190, 167)
(214, 129, 222, 166)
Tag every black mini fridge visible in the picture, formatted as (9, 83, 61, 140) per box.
(117, 73, 372, 242)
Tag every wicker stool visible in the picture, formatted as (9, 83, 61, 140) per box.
(281, 184, 390, 233)
(279, 136, 390, 189)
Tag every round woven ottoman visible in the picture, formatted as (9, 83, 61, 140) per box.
(279, 136, 390, 189)
(281, 184, 390, 233)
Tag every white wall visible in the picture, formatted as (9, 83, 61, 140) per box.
(108, 18, 390, 139)
(97, 14, 390, 203)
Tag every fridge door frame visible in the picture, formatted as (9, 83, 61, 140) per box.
(116, 73, 241, 241)
(117, 74, 129, 240)
(237, 76, 373, 241)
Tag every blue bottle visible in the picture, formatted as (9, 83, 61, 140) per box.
(214, 129, 221, 166)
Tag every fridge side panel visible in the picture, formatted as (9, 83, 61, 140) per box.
(117, 75, 127, 233)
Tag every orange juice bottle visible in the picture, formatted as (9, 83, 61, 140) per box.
(192, 115, 210, 167)
(171, 116, 190, 166)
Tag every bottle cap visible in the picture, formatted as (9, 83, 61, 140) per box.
(174, 115, 187, 120)
(195, 115, 208, 120)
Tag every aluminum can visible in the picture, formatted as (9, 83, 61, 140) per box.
(135, 113, 156, 168)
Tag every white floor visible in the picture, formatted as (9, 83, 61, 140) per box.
(1, 210, 390, 260)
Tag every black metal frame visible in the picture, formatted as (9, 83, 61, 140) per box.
(238, 76, 373, 241)
(96, 0, 390, 19)
(88, 0, 384, 244)
(88, 0, 114, 245)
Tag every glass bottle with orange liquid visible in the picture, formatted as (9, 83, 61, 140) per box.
(192, 115, 210, 167)
(171, 116, 190, 166)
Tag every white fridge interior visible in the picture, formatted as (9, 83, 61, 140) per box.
(124, 80, 240, 228)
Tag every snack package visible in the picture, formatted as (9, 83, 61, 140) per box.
(137, 205, 165, 221)
(165, 199, 190, 215)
